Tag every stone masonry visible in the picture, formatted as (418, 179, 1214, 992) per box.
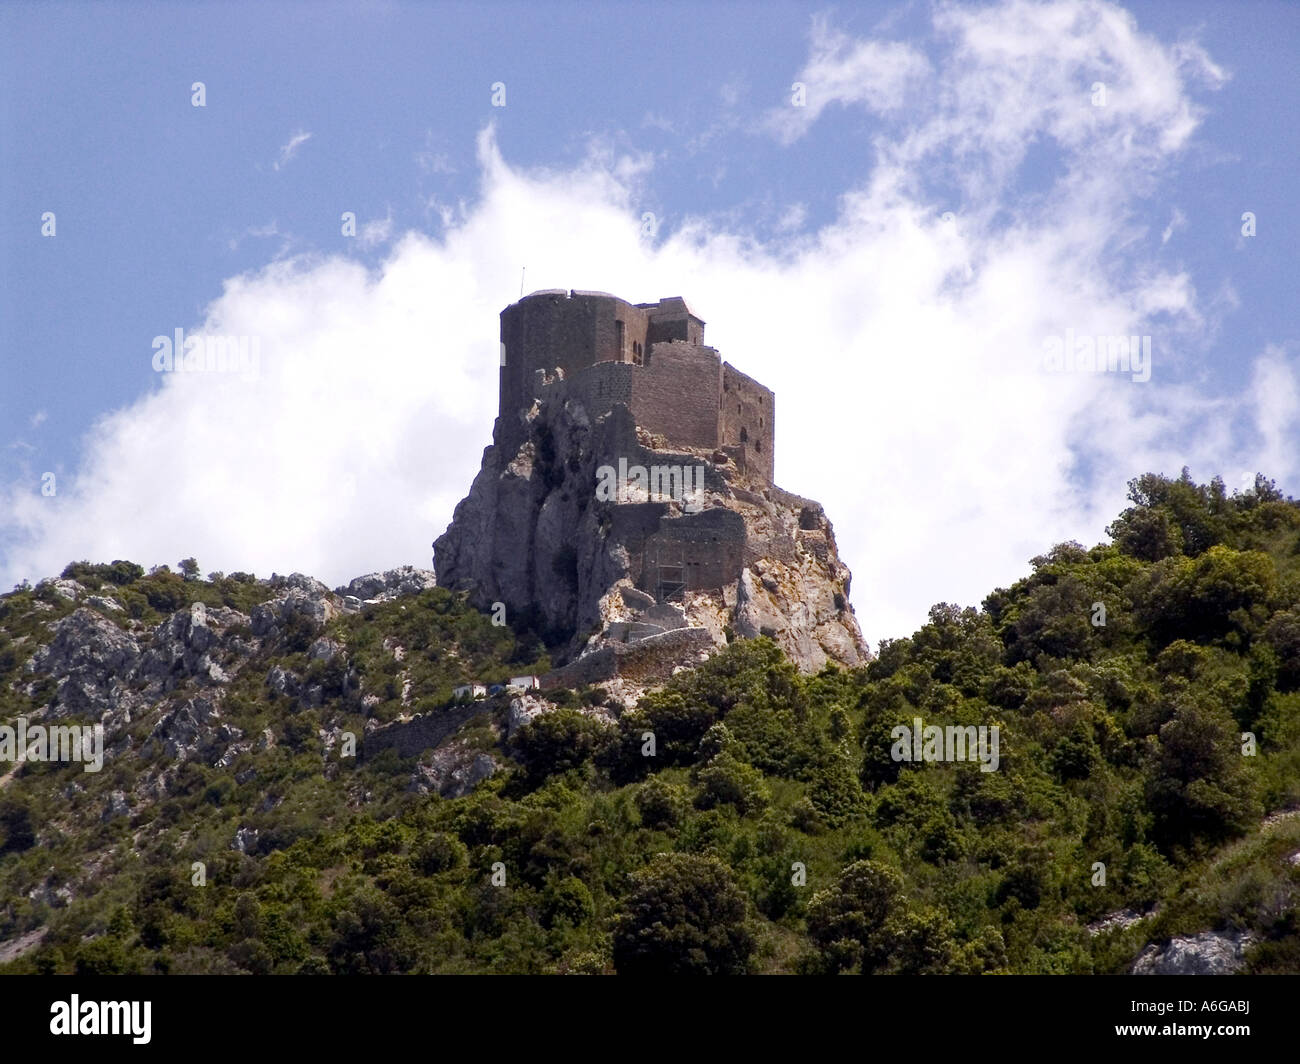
(435, 290, 867, 680)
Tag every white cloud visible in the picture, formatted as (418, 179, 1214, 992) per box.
(416, 137, 456, 175)
(226, 220, 282, 252)
(359, 211, 395, 248)
(641, 112, 677, 134)
(1249, 347, 1300, 487)
(28, 411, 46, 429)
(1, 2, 1290, 650)
(775, 204, 807, 232)
(272, 130, 313, 171)
(764, 15, 931, 144)
(720, 77, 746, 109)
(1161, 206, 1186, 244)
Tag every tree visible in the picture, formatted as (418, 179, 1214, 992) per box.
(806, 860, 906, 973)
(694, 751, 770, 816)
(885, 906, 961, 974)
(1264, 606, 1300, 691)
(806, 740, 865, 827)
(0, 796, 36, 854)
(509, 709, 609, 785)
(1107, 470, 1232, 560)
(178, 557, 200, 580)
(413, 832, 468, 876)
(613, 854, 753, 975)
(541, 876, 594, 929)
(1147, 698, 1259, 849)
(634, 775, 687, 829)
(1138, 547, 1281, 646)
(74, 936, 134, 975)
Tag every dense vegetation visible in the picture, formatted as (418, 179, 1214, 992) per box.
(1, 470, 1299, 974)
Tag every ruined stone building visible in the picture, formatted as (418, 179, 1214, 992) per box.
(435, 289, 866, 684)
(499, 291, 774, 484)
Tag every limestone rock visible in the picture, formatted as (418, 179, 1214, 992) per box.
(137, 602, 247, 693)
(26, 608, 143, 724)
(266, 665, 299, 698)
(102, 790, 131, 821)
(307, 637, 343, 662)
(269, 573, 332, 596)
(410, 742, 499, 798)
(335, 566, 437, 603)
(1087, 909, 1149, 936)
(1131, 931, 1254, 975)
(435, 393, 868, 679)
(143, 696, 241, 763)
(40, 578, 85, 602)
(250, 587, 336, 638)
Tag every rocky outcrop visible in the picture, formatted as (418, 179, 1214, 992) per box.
(138, 601, 247, 691)
(410, 742, 500, 798)
(142, 695, 241, 762)
(434, 394, 867, 678)
(250, 585, 336, 638)
(1087, 908, 1149, 936)
(25, 608, 144, 727)
(12, 567, 437, 780)
(1131, 931, 1255, 975)
(335, 567, 437, 604)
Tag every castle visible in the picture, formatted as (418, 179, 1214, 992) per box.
(435, 288, 866, 681)
(498, 290, 775, 484)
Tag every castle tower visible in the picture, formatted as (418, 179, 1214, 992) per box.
(497, 290, 774, 484)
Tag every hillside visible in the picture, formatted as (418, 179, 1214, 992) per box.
(1, 470, 1299, 975)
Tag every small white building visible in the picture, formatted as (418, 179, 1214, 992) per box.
(452, 683, 487, 700)
(507, 675, 541, 691)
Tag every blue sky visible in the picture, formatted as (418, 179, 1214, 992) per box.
(2, 0, 1298, 646)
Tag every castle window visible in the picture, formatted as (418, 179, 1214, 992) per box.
(755, 439, 762, 452)
(740, 427, 748, 444)
(615, 319, 625, 361)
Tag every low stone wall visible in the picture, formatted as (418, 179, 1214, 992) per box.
(366, 701, 493, 759)
(541, 627, 716, 689)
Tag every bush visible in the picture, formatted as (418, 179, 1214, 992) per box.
(806, 860, 905, 974)
(509, 710, 609, 785)
(541, 876, 594, 929)
(613, 854, 753, 975)
(694, 753, 769, 816)
(413, 833, 468, 876)
(0, 796, 36, 854)
(634, 776, 687, 830)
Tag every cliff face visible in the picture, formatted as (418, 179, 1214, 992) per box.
(433, 388, 868, 676)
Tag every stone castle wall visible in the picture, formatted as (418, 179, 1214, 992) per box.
(540, 626, 716, 689)
(719, 362, 775, 484)
(629, 342, 721, 448)
(499, 290, 651, 430)
(497, 290, 771, 480)
(640, 507, 747, 595)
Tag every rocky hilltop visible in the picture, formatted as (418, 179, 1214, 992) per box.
(2, 567, 442, 793)
(434, 397, 868, 681)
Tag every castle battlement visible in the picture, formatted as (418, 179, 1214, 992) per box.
(498, 290, 774, 484)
